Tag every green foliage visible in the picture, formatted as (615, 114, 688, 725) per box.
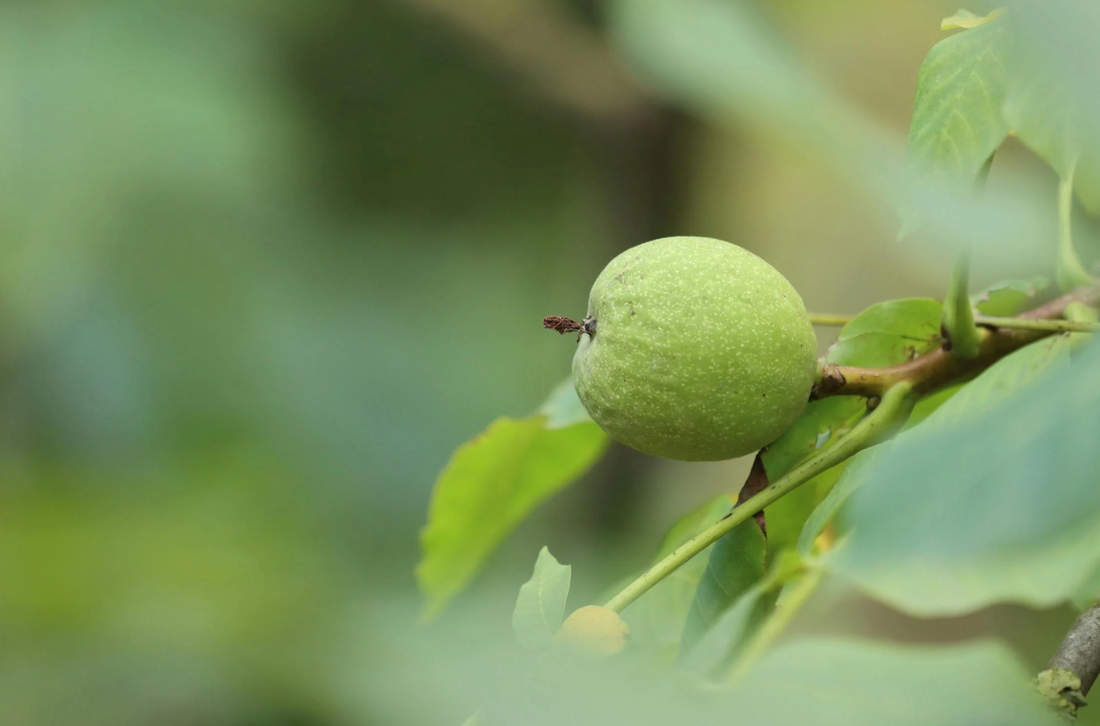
(19, 0, 1100, 721)
(900, 13, 1010, 239)
(677, 297, 948, 653)
(477, 637, 1058, 725)
(1004, 27, 1100, 215)
(797, 446, 885, 557)
(734, 639, 1058, 726)
(972, 277, 1049, 315)
(763, 298, 942, 555)
(415, 0, 1100, 718)
(620, 495, 731, 652)
(827, 335, 1087, 615)
(679, 518, 767, 652)
(418, 385, 607, 617)
(827, 298, 943, 366)
(679, 578, 773, 676)
(512, 547, 571, 649)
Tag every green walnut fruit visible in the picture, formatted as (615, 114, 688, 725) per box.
(571, 236, 816, 461)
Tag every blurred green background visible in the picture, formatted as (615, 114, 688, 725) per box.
(2, 1, 1087, 724)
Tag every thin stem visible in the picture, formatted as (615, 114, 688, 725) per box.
(813, 287, 1100, 399)
(724, 566, 825, 681)
(809, 313, 1100, 333)
(807, 313, 855, 327)
(603, 383, 916, 614)
(942, 252, 981, 359)
(1057, 160, 1094, 291)
(976, 316, 1100, 333)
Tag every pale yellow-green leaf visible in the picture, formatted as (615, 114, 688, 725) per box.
(941, 8, 1006, 31)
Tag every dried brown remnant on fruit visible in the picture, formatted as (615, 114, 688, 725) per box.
(543, 316, 583, 334)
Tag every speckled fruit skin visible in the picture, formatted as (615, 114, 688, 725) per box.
(572, 236, 816, 461)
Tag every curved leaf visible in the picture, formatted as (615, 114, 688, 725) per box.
(418, 415, 607, 618)
(827, 335, 1093, 616)
(971, 277, 1048, 316)
(900, 16, 1011, 239)
(512, 547, 571, 649)
(539, 379, 592, 429)
(680, 518, 766, 651)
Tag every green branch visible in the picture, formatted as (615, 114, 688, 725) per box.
(603, 383, 917, 614)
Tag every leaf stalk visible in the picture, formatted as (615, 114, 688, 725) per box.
(602, 383, 916, 614)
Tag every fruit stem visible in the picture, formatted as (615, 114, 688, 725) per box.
(543, 316, 583, 334)
(602, 382, 917, 614)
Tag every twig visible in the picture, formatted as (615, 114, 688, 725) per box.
(1051, 602, 1100, 692)
(813, 287, 1100, 399)
(1052, 601, 1100, 688)
(810, 313, 1100, 333)
(388, 0, 653, 128)
(602, 382, 916, 614)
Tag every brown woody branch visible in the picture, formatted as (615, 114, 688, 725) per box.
(814, 287, 1100, 400)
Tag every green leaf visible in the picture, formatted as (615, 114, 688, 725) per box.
(539, 379, 592, 429)
(679, 580, 771, 676)
(971, 277, 1049, 316)
(512, 547, 571, 649)
(903, 382, 964, 431)
(941, 8, 1006, 31)
(763, 399, 865, 478)
(900, 17, 1011, 239)
(924, 335, 1071, 424)
(680, 518, 767, 651)
(834, 298, 943, 343)
(621, 495, 732, 652)
(1004, 34, 1100, 215)
(826, 335, 1094, 616)
(797, 445, 887, 558)
(761, 398, 864, 555)
(418, 416, 608, 618)
(736, 639, 1060, 726)
(827, 298, 943, 366)
(764, 458, 848, 558)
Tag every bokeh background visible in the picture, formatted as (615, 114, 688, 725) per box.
(3, 1, 1093, 724)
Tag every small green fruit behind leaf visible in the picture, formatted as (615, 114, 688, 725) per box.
(554, 605, 631, 657)
(572, 236, 817, 461)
